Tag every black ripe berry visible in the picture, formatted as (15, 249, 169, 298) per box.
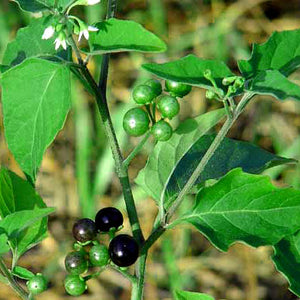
(72, 218, 97, 243)
(95, 207, 123, 232)
(109, 234, 139, 267)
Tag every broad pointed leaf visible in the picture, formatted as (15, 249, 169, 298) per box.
(238, 29, 300, 78)
(135, 109, 226, 203)
(0, 168, 50, 259)
(272, 231, 300, 297)
(11, 0, 54, 12)
(172, 169, 300, 251)
(2, 17, 69, 69)
(142, 54, 234, 91)
(247, 70, 300, 101)
(163, 135, 296, 209)
(1, 58, 71, 181)
(0, 208, 55, 239)
(87, 18, 167, 55)
(175, 290, 214, 300)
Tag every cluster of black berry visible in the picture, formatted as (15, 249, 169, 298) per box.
(64, 207, 139, 296)
(123, 79, 192, 141)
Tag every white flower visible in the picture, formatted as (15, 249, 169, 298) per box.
(78, 25, 99, 41)
(78, 28, 89, 41)
(75, 0, 100, 6)
(54, 33, 67, 50)
(88, 25, 99, 32)
(42, 26, 55, 40)
(86, 0, 100, 4)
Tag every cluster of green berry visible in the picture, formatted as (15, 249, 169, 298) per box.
(123, 79, 192, 141)
(64, 207, 139, 296)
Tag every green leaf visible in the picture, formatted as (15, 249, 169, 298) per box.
(86, 18, 167, 55)
(272, 231, 300, 297)
(163, 135, 296, 208)
(11, 0, 54, 12)
(0, 168, 50, 259)
(142, 54, 234, 91)
(173, 169, 300, 251)
(135, 109, 226, 203)
(1, 58, 71, 181)
(0, 234, 10, 256)
(238, 29, 300, 78)
(248, 70, 300, 101)
(175, 290, 214, 300)
(12, 266, 34, 280)
(0, 208, 55, 239)
(2, 17, 68, 70)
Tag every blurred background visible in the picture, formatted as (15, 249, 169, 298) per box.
(1, 0, 300, 299)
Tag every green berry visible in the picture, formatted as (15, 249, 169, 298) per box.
(165, 80, 192, 97)
(64, 275, 87, 296)
(144, 79, 162, 97)
(65, 251, 88, 275)
(132, 85, 156, 105)
(123, 108, 150, 137)
(27, 274, 48, 295)
(157, 95, 180, 119)
(151, 120, 173, 141)
(89, 244, 110, 267)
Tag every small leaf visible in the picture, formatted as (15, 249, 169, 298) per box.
(2, 17, 68, 70)
(1, 58, 71, 181)
(135, 109, 226, 203)
(11, 0, 54, 12)
(173, 169, 300, 251)
(0, 208, 55, 239)
(86, 18, 167, 55)
(163, 135, 296, 208)
(142, 54, 234, 91)
(0, 168, 52, 259)
(272, 231, 300, 297)
(12, 266, 35, 280)
(175, 290, 214, 300)
(238, 29, 300, 78)
(248, 70, 300, 101)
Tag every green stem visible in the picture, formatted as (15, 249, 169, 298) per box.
(131, 253, 147, 300)
(139, 92, 255, 263)
(0, 258, 30, 300)
(123, 131, 151, 168)
(165, 92, 254, 221)
(68, 35, 144, 245)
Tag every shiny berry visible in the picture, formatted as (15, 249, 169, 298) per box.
(157, 95, 180, 119)
(109, 234, 139, 267)
(65, 251, 88, 275)
(132, 85, 156, 105)
(144, 79, 162, 97)
(123, 108, 150, 137)
(72, 218, 97, 243)
(27, 274, 48, 295)
(95, 207, 123, 232)
(89, 244, 110, 267)
(165, 80, 192, 97)
(151, 120, 173, 141)
(64, 275, 87, 296)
